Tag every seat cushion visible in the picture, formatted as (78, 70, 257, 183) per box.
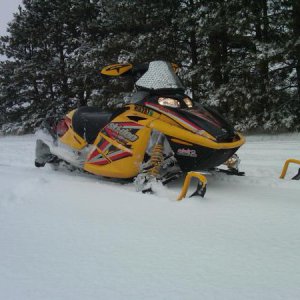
(72, 107, 113, 144)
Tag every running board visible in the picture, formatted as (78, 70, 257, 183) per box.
(177, 172, 207, 200)
(279, 158, 300, 180)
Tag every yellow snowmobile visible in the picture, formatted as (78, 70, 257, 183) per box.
(35, 61, 245, 199)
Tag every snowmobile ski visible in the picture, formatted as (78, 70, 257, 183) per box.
(280, 158, 300, 180)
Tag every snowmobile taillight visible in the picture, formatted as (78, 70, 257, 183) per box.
(56, 117, 71, 137)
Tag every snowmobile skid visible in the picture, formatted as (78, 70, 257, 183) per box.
(280, 159, 300, 180)
(35, 61, 245, 200)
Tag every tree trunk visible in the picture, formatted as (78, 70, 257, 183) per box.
(292, 0, 300, 100)
(189, 0, 198, 99)
(208, 2, 228, 89)
(209, 32, 222, 89)
(252, 0, 269, 110)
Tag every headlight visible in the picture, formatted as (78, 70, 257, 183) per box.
(183, 97, 193, 108)
(158, 97, 180, 108)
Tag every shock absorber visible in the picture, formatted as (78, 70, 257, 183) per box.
(148, 134, 164, 178)
(148, 143, 164, 177)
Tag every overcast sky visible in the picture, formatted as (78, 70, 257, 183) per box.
(0, 0, 22, 36)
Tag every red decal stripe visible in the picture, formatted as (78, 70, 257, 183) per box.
(145, 103, 202, 131)
(98, 139, 110, 151)
(88, 148, 100, 160)
(116, 122, 142, 127)
(90, 158, 109, 165)
(109, 151, 131, 161)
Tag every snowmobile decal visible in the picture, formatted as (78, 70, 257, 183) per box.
(107, 149, 132, 161)
(89, 156, 109, 165)
(97, 138, 110, 152)
(92, 137, 133, 165)
(177, 148, 197, 158)
(87, 143, 132, 166)
(87, 147, 109, 165)
(134, 105, 154, 116)
(102, 122, 142, 144)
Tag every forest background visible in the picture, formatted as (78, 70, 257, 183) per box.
(0, 0, 299, 134)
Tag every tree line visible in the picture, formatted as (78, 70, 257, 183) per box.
(0, 0, 299, 134)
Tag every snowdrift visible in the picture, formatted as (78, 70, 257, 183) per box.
(0, 134, 300, 299)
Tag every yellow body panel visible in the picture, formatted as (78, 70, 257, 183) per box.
(144, 103, 217, 141)
(84, 127, 151, 178)
(170, 138, 193, 146)
(60, 129, 87, 150)
(59, 110, 87, 150)
(83, 106, 153, 178)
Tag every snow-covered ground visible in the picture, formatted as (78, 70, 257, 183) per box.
(0, 133, 300, 300)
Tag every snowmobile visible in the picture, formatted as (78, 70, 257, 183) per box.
(35, 60, 245, 199)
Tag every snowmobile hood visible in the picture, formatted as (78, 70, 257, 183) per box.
(145, 102, 237, 143)
(179, 106, 236, 142)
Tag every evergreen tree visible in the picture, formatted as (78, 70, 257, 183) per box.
(0, 0, 299, 133)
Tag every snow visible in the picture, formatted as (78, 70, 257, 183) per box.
(1, 133, 300, 299)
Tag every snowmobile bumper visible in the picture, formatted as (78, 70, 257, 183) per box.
(280, 158, 300, 180)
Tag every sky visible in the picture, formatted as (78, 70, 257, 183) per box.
(0, 0, 22, 36)
(0, 0, 22, 60)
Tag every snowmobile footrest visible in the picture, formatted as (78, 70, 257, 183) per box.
(177, 171, 207, 201)
(279, 158, 300, 179)
(162, 171, 182, 185)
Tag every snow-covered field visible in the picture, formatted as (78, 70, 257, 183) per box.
(1, 133, 300, 300)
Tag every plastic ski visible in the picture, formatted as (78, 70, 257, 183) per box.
(177, 171, 207, 200)
(279, 158, 300, 180)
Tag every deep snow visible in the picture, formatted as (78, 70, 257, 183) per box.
(0, 133, 300, 300)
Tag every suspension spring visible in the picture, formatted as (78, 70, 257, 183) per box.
(148, 144, 164, 177)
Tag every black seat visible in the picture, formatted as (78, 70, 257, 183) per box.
(72, 106, 113, 144)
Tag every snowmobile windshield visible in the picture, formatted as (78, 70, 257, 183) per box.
(135, 61, 184, 92)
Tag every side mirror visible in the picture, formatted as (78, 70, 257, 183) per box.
(100, 63, 133, 76)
